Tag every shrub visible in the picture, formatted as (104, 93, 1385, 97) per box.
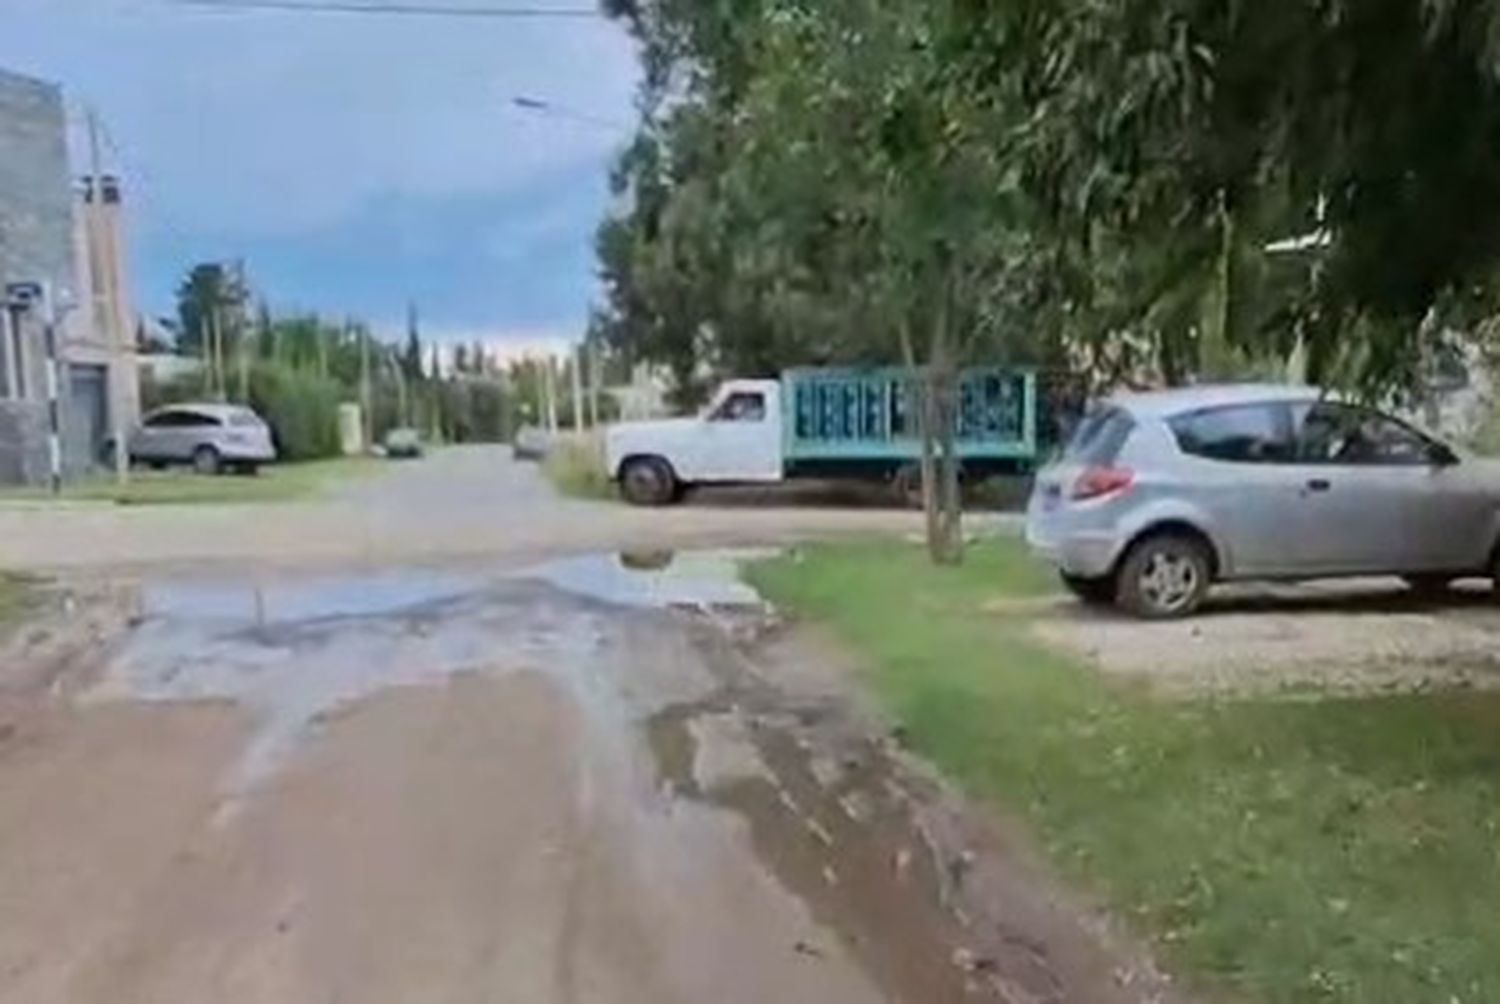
(247, 363, 343, 461)
(542, 432, 614, 499)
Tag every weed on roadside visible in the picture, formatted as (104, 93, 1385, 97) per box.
(750, 539, 1500, 1004)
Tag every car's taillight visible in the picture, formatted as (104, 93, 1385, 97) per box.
(1071, 465, 1134, 501)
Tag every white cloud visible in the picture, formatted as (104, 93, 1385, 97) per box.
(0, 0, 639, 237)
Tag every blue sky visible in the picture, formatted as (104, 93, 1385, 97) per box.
(0, 0, 639, 348)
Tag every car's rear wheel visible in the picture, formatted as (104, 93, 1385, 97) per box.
(1116, 533, 1211, 619)
(192, 445, 222, 476)
(619, 456, 677, 507)
(1060, 572, 1115, 607)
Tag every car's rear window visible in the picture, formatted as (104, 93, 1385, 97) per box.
(229, 410, 262, 427)
(1063, 406, 1134, 464)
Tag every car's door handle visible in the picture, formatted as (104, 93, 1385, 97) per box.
(1305, 478, 1332, 493)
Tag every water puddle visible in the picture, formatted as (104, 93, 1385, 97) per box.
(86, 553, 771, 811)
(97, 578, 589, 806)
(140, 569, 485, 625)
(527, 550, 771, 611)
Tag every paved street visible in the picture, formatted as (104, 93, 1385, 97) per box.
(0, 452, 1147, 1004)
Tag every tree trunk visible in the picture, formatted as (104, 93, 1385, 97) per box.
(920, 366, 942, 557)
(926, 297, 963, 566)
(899, 319, 940, 548)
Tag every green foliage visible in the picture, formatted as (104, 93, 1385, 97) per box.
(163, 264, 516, 453)
(752, 539, 1500, 1003)
(433, 377, 508, 444)
(541, 433, 613, 500)
(246, 362, 343, 461)
(598, 0, 1500, 401)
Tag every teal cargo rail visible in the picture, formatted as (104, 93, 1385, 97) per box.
(782, 367, 1037, 468)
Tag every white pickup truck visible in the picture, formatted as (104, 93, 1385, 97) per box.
(604, 368, 1038, 506)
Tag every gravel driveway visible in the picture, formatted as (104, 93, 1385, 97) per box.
(1031, 579, 1500, 697)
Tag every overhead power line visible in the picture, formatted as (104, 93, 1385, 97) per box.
(512, 96, 628, 132)
(171, 0, 601, 18)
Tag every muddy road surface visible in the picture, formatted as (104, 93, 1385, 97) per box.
(0, 554, 1173, 1004)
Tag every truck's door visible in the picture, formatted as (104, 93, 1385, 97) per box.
(698, 383, 783, 483)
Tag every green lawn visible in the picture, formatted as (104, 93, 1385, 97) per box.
(750, 539, 1500, 1004)
(0, 457, 383, 506)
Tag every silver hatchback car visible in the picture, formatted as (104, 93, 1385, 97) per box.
(1026, 384, 1500, 618)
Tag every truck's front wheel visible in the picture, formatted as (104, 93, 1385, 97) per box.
(619, 457, 678, 507)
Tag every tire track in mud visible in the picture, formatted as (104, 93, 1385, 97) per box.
(645, 613, 1184, 1004)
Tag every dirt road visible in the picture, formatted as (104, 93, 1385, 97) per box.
(0, 447, 994, 573)
(0, 452, 1165, 1003)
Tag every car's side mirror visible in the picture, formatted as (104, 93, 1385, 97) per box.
(1428, 442, 1460, 467)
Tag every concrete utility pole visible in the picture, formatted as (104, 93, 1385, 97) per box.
(209, 304, 225, 400)
(87, 108, 130, 485)
(235, 259, 250, 403)
(588, 341, 600, 428)
(358, 321, 372, 452)
(571, 342, 585, 432)
(543, 354, 559, 434)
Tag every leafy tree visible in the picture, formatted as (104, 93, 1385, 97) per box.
(403, 303, 424, 383)
(595, 0, 1500, 562)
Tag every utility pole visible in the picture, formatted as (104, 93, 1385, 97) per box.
(209, 303, 225, 399)
(357, 321, 372, 452)
(235, 259, 250, 403)
(87, 108, 129, 485)
(571, 342, 585, 432)
(543, 354, 559, 435)
(588, 340, 600, 428)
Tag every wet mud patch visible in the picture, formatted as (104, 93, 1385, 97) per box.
(645, 617, 1188, 1004)
(646, 689, 1066, 1002)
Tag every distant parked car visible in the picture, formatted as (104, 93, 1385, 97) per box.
(513, 425, 552, 462)
(121, 404, 277, 475)
(383, 427, 424, 460)
(1026, 384, 1498, 618)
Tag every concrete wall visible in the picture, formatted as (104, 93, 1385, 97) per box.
(0, 400, 50, 486)
(0, 67, 141, 484)
(0, 67, 77, 406)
